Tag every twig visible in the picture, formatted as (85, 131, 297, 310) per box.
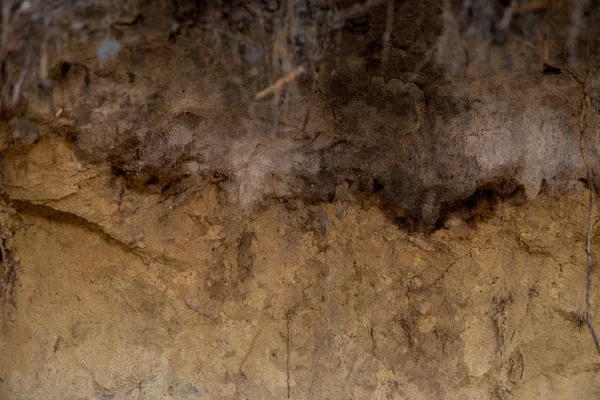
(576, 58, 600, 356)
(255, 66, 305, 101)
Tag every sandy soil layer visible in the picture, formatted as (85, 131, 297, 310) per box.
(1, 138, 600, 399)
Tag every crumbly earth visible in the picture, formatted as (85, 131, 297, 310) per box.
(2, 1, 600, 399)
(1, 137, 600, 399)
(2, 0, 598, 231)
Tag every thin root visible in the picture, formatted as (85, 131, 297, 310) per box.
(381, 0, 395, 69)
(576, 49, 600, 356)
(0, 238, 8, 280)
(255, 66, 305, 101)
(185, 298, 219, 320)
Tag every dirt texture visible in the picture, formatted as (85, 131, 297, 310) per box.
(1, 0, 599, 230)
(2, 0, 600, 399)
(2, 137, 600, 399)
